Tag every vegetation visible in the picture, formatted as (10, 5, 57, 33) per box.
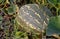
(0, 0, 60, 39)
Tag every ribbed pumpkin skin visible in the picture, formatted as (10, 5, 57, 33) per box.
(16, 4, 52, 32)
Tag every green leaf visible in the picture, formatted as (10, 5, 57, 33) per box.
(47, 15, 60, 35)
(0, 16, 3, 21)
(49, 16, 60, 30)
(0, 0, 5, 4)
(58, 9, 60, 15)
(57, 0, 60, 3)
(6, 4, 17, 15)
(48, 0, 60, 6)
(0, 0, 3, 3)
(9, 0, 16, 3)
(15, 31, 21, 36)
(48, 0, 57, 5)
